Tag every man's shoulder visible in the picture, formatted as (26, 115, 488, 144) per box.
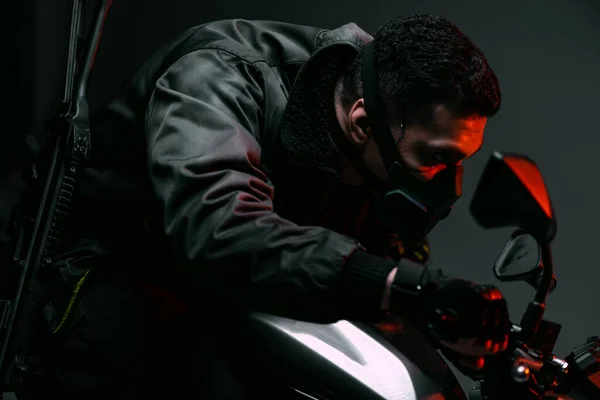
(168, 19, 323, 67)
(170, 19, 372, 67)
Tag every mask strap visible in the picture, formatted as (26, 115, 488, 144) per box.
(361, 41, 404, 171)
(329, 121, 388, 195)
(394, 124, 404, 145)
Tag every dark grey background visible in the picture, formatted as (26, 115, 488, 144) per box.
(3, 0, 600, 397)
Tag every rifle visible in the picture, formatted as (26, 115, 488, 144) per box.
(0, 0, 115, 394)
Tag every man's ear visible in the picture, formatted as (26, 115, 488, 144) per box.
(348, 98, 370, 145)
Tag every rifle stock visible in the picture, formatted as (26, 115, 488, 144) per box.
(0, 0, 114, 393)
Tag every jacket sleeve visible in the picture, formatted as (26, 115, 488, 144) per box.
(146, 49, 396, 322)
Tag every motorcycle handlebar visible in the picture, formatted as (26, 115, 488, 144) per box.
(481, 328, 600, 399)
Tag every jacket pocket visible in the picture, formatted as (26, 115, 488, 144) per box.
(41, 239, 111, 336)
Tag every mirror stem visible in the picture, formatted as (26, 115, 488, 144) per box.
(520, 245, 554, 341)
(535, 245, 554, 305)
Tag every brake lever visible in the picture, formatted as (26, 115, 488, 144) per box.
(510, 347, 544, 383)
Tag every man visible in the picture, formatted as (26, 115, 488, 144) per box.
(27, 14, 508, 399)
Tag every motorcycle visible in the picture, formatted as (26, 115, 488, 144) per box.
(227, 151, 600, 400)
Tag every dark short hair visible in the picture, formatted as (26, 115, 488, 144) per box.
(340, 14, 501, 125)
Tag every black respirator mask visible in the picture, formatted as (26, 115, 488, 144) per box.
(331, 42, 464, 244)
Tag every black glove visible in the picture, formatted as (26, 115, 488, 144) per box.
(390, 258, 510, 358)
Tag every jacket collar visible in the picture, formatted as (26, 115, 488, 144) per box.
(277, 23, 372, 173)
(315, 23, 373, 50)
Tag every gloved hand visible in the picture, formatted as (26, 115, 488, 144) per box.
(389, 259, 510, 372)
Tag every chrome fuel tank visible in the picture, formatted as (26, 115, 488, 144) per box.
(235, 312, 467, 400)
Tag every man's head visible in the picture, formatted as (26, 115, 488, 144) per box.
(334, 14, 501, 184)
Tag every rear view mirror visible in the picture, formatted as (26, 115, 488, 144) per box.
(494, 230, 542, 282)
(470, 152, 557, 245)
(494, 230, 557, 293)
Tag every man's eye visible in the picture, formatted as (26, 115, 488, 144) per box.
(430, 152, 447, 164)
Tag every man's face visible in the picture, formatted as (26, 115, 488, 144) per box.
(394, 105, 487, 181)
(342, 101, 487, 182)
